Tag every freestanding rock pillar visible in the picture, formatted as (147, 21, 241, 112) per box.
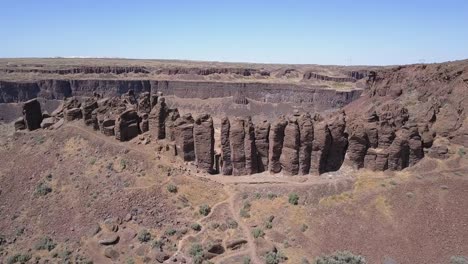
(268, 116, 288, 174)
(22, 99, 43, 131)
(221, 117, 233, 175)
(194, 114, 215, 173)
(255, 120, 270, 172)
(298, 114, 314, 175)
(174, 114, 195, 161)
(280, 118, 300, 175)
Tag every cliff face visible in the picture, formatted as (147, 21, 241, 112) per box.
(0, 79, 362, 111)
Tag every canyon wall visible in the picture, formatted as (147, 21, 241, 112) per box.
(0, 80, 362, 111)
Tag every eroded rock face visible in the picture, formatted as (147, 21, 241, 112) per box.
(325, 111, 348, 172)
(268, 116, 288, 174)
(254, 120, 270, 173)
(81, 98, 98, 127)
(22, 99, 43, 130)
(220, 117, 233, 175)
(230, 117, 247, 176)
(311, 121, 331, 174)
(14, 117, 26, 131)
(194, 114, 215, 173)
(150, 97, 167, 139)
(280, 118, 300, 175)
(244, 117, 258, 175)
(347, 123, 369, 169)
(137, 92, 151, 114)
(139, 113, 149, 133)
(65, 108, 82, 121)
(387, 130, 410, 171)
(298, 114, 314, 175)
(115, 109, 140, 141)
(174, 114, 195, 161)
(165, 108, 180, 141)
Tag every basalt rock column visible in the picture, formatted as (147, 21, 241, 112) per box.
(150, 97, 167, 139)
(387, 130, 410, 171)
(165, 108, 180, 141)
(325, 112, 348, 172)
(280, 118, 300, 175)
(365, 111, 379, 148)
(140, 113, 149, 133)
(81, 98, 98, 127)
(268, 116, 288, 174)
(115, 109, 140, 141)
(347, 123, 369, 169)
(230, 117, 247, 176)
(194, 114, 215, 173)
(254, 120, 270, 172)
(174, 114, 195, 161)
(311, 121, 331, 174)
(407, 124, 424, 166)
(137, 92, 152, 114)
(298, 114, 314, 175)
(22, 98, 43, 131)
(220, 117, 233, 175)
(244, 117, 258, 174)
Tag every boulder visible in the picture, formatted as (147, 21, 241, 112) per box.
(194, 114, 215, 173)
(255, 120, 270, 173)
(174, 114, 195, 161)
(298, 114, 314, 175)
(101, 119, 115, 136)
(230, 117, 247, 175)
(311, 121, 331, 174)
(220, 117, 233, 175)
(81, 98, 98, 127)
(65, 108, 82, 121)
(268, 116, 288, 174)
(40, 117, 55, 129)
(14, 117, 26, 131)
(280, 118, 300, 175)
(22, 98, 43, 130)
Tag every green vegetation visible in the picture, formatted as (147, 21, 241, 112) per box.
(301, 223, 309, 232)
(167, 184, 178, 193)
(288, 193, 299, 205)
(227, 218, 238, 229)
(35, 236, 56, 251)
(191, 223, 202, 231)
(244, 256, 251, 264)
(120, 159, 127, 170)
(458, 148, 466, 157)
(265, 251, 287, 264)
(314, 251, 366, 264)
(199, 204, 211, 216)
(255, 193, 262, 199)
(240, 201, 251, 218)
(265, 215, 274, 229)
(7, 253, 32, 264)
(267, 193, 278, 200)
(189, 243, 204, 264)
(35, 182, 52, 196)
(137, 229, 152, 243)
(451, 256, 468, 264)
(252, 227, 265, 238)
(165, 228, 177, 236)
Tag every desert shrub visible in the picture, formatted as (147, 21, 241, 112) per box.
(35, 182, 52, 196)
(314, 251, 366, 264)
(151, 239, 164, 249)
(167, 184, 178, 193)
(302, 257, 311, 264)
(255, 193, 262, 199)
(240, 201, 252, 218)
(199, 204, 211, 216)
(189, 243, 204, 264)
(227, 218, 238, 229)
(265, 251, 287, 264)
(0, 235, 6, 245)
(120, 159, 127, 170)
(34, 236, 56, 251)
(210, 222, 220, 229)
(267, 192, 278, 200)
(244, 256, 251, 264)
(451, 256, 468, 264)
(137, 229, 152, 242)
(252, 227, 265, 238)
(165, 229, 177, 236)
(7, 253, 32, 264)
(288, 193, 299, 205)
(126, 258, 136, 264)
(265, 215, 274, 229)
(301, 224, 309, 232)
(458, 148, 466, 157)
(191, 223, 202, 231)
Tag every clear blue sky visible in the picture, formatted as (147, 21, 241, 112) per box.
(1, 0, 467, 65)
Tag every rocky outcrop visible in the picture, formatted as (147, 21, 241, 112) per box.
(150, 97, 167, 139)
(81, 98, 98, 127)
(174, 114, 195, 161)
(347, 123, 369, 169)
(230, 118, 247, 176)
(244, 117, 258, 174)
(22, 99, 43, 130)
(14, 117, 26, 130)
(65, 108, 82, 121)
(280, 118, 300, 175)
(194, 114, 215, 173)
(311, 121, 331, 174)
(137, 92, 151, 114)
(139, 113, 149, 133)
(325, 111, 348, 172)
(268, 116, 288, 173)
(165, 108, 180, 141)
(298, 114, 314, 175)
(220, 117, 233, 175)
(115, 110, 140, 141)
(303, 72, 356, 83)
(254, 120, 270, 172)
